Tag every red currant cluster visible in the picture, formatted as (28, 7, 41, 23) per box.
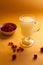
(1, 23, 17, 32)
(8, 42, 24, 61)
(8, 42, 43, 61)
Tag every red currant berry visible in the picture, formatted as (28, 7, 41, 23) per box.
(12, 54, 16, 61)
(40, 47, 43, 53)
(33, 54, 37, 60)
(17, 49, 20, 52)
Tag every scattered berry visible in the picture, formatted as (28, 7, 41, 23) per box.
(19, 47, 22, 50)
(33, 54, 37, 60)
(14, 45, 17, 48)
(19, 47, 24, 52)
(40, 47, 43, 53)
(12, 54, 16, 61)
(8, 42, 13, 46)
(11, 45, 15, 49)
(17, 49, 20, 52)
(10, 42, 13, 45)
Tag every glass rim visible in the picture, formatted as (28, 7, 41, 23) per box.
(19, 16, 35, 23)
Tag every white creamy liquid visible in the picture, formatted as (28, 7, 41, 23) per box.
(20, 17, 34, 38)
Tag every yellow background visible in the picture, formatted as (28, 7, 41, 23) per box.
(0, 0, 43, 14)
(0, 0, 43, 65)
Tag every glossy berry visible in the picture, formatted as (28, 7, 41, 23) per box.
(19, 47, 22, 50)
(19, 47, 24, 52)
(12, 54, 16, 61)
(8, 42, 13, 46)
(14, 45, 17, 48)
(1, 23, 17, 32)
(11, 45, 15, 49)
(17, 49, 20, 52)
(33, 54, 37, 60)
(1, 26, 5, 31)
(40, 47, 43, 53)
(10, 42, 13, 45)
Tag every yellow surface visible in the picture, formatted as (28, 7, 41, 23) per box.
(0, 0, 43, 13)
(0, 13, 43, 65)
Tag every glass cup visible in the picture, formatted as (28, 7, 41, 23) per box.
(19, 16, 40, 47)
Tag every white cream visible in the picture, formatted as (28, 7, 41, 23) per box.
(20, 16, 35, 38)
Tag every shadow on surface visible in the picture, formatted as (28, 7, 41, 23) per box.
(0, 32, 13, 40)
